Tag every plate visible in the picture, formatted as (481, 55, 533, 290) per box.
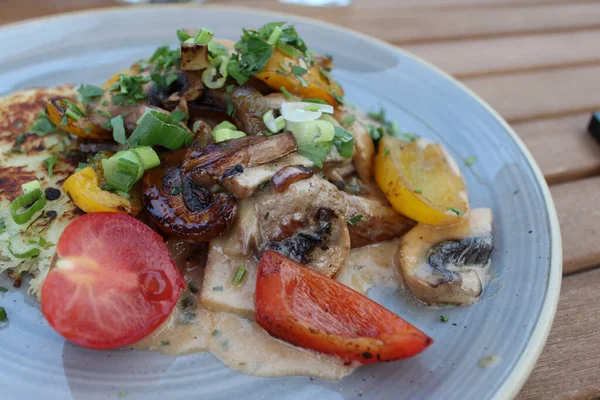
(0, 5, 561, 400)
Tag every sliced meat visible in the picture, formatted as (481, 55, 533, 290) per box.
(342, 191, 416, 248)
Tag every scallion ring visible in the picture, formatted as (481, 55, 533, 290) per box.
(202, 55, 229, 89)
(10, 181, 46, 225)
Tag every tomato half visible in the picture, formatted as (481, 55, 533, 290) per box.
(41, 213, 185, 350)
(255, 250, 433, 364)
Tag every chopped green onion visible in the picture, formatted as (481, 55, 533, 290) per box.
(277, 42, 301, 58)
(339, 115, 356, 127)
(347, 214, 363, 225)
(280, 86, 292, 100)
(278, 62, 290, 73)
(102, 147, 159, 192)
(262, 111, 285, 134)
(214, 121, 237, 131)
(303, 98, 329, 105)
(298, 76, 308, 88)
(331, 91, 344, 104)
(60, 115, 68, 126)
(202, 55, 229, 89)
(465, 155, 477, 166)
(213, 129, 246, 143)
(281, 102, 333, 123)
(267, 26, 283, 45)
(314, 120, 335, 143)
(133, 146, 160, 170)
(8, 236, 49, 258)
(177, 29, 191, 42)
(383, 146, 390, 156)
(10, 181, 46, 225)
(111, 115, 127, 144)
(187, 27, 214, 45)
(440, 315, 448, 323)
(128, 109, 192, 150)
(232, 265, 247, 285)
(448, 207, 464, 216)
(65, 109, 80, 121)
(44, 154, 59, 178)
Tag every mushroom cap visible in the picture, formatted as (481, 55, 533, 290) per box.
(396, 208, 493, 305)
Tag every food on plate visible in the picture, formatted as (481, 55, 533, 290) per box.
(397, 208, 493, 305)
(0, 22, 494, 379)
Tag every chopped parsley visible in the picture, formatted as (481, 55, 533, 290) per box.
(111, 115, 127, 144)
(298, 140, 332, 169)
(383, 146, 390, 156)
(232, 266, 247, 285)
(15, 133, 26, 145)
(77, 84, 104, 106)
(0, 286, 7, 293)
(333, 126, 355, 158)
(331, 91, 344, 104)
(170, 185, 183, 196)
(465, 155, 477, 166)
(109, 74, 151, 106)
(414, 189, 423, 194)
(339, 114, 356, 127)
(347, 214, 364, 225)
(0, 219, 6, 234)
(188, 282, 199, 294)
(368, 107, 418, 142)
(513, 189, 520, 195)
(212, 285, 224, 292)
(448, 207, 464, 216)
(292, 65, 308, 76)
(258, 180, 271, 191)
(225, 94, 236, 117)
(0, 307, 6, 322)
(160, 340, 170, 346)
(44, 154, 59, 178)
(212, 329, 221, 337)
(440, 315, 448, 323)
(29, 111, 56, 136)
(171, 110, 187, 122)
(264, 212, 270, 220)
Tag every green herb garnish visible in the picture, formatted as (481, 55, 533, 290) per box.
(414, 189, 423, 194)
(77, 84, 104, 106)
(280, 86, 292, 100)
(383, 146, 390, 156)
(0, 307, 6, 322)
(339, 115, 356, 127)
(44, 154, 59, 178)
(29, 112, 56, 136)
(171, 111, 187, 122)
(160, 340, 170, 346)
(232, 265, 247, 285)
(440, 315, 448, 323)
(465, 155, 477, 166)
(333, 126, 355, 158)
(212, 285, 224, 292)
(0, 286, 8, 293)
(170, 185, 183, 196)
(347, 214, 364, 225)
(448, 207, 464, 216)
(110, 74, 151, 106)
(264, 212, 270, 220)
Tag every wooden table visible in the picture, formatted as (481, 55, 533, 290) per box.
(3, 0, 600, 398)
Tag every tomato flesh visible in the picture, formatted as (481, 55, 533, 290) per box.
(255, 250, 433, 364)
(41, 213, 185, 350)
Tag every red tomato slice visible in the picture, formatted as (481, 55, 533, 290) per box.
(41, 213, 185, 350)
(255, 250, 433, 364)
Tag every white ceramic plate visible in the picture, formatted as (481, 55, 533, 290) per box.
(0, 5, 561, 400)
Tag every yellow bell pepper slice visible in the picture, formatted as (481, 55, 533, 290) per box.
(254, 49, 343, 106)
(374, 136, 469, 226)
(63, 167, 141, 215)
(46, 99, 112, 140)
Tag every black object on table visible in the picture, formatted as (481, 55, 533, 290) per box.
(589, 112, 600, 143)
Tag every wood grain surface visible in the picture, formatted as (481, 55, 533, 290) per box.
(2, 1, 599, 399)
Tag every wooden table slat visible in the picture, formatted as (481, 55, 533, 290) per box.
(515, 113, 600, 184)
(517, 267, 600, 399)
(404, 29, 600, 78)
(551, 175, 600, 274)
(463, 64, 600, 123)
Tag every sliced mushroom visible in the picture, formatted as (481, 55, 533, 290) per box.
(271, 165, 313, 192)
(341, 191, 415, 248)
(201, 86, 277, 136)
(142, 151, 238, 242)
(183, 132, 298, 186)
(334, 105, 376, 183)
(396, 208, 493, 305)
(255, 176, 350, 277)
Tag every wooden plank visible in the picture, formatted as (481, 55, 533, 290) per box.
(551, 176, 600, 274)
(518, 268, 600, 399)
(404, 29, 600, 78)
(463, 64, 600, 123)
(3, 1, 600, 46)
(514, 113, 600, 184)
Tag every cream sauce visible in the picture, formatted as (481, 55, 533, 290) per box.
(132, 239, 402, 380)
